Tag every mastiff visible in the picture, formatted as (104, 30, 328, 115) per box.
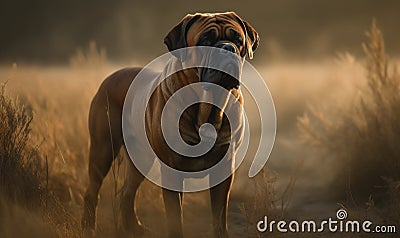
(82, 12, 259, 237)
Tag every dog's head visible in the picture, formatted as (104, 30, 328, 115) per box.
(164, 12, 259, 140)
(164, 12, 259, 90)
(164, 12, 259, 60)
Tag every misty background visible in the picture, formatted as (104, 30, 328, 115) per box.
(1, 0, 400, 64)
(1, 1, 400, 236)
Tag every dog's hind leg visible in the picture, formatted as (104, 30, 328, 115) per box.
(118, 155, 145, 236)
(82, 96, 123, 235)
(82, 140, 121, 234)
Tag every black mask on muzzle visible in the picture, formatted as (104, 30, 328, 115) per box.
(198, 43, 243, 90)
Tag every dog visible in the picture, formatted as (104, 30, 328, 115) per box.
(81, 12, 259, 237)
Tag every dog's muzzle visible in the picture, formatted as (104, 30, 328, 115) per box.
(199, 42, 242, 91)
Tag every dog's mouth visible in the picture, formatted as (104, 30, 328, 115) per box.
(199, 68, 240, 90)
(197, 43, 242, 91)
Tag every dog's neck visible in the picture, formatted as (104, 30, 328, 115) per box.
(156, 58, 243, 146)
(159, 61, 205, 127)
(159, 60, 198, 97)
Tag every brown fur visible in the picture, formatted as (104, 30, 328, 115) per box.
(81, 12, 258, 238)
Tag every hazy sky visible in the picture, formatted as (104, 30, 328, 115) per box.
(1, 0, 399, 64)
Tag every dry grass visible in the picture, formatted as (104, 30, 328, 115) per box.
(239, 168, 278, 237)
(0, 43, 116, 237)
(69, 41, 107, 69)
(1, 21, 399, 237)
(0, 83, 43, 208)
(0, 82, 80, 237)
(298, 19, 400, 224)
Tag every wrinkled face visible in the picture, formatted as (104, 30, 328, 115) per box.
(163, 12, 259, 138)
(186, 14, 246, 55)
(186, 14, 246, 90)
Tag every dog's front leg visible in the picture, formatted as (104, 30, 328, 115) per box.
(162, 189, 183, 237)
(210, 175, 233, 238)
(162, 168, 183, 238)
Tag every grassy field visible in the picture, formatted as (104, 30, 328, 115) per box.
(0, 23, 399, 237)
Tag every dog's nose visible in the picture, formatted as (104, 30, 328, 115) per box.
(221, 44, 236, 53)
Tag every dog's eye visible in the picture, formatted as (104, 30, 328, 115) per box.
(234, 34, 243, 47)
(202, 38, 212, 46)
(199, 29, 217, 46)
(234, 38, 243, 47)
(196, 38, 210, 46)
(197, 35, 212, 46)
(229, 29, 243, 47)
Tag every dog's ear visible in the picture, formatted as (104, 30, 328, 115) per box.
(242, 20, 259, 59)
(164, 14, 200, 61)
(227, 12, 259, 59)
